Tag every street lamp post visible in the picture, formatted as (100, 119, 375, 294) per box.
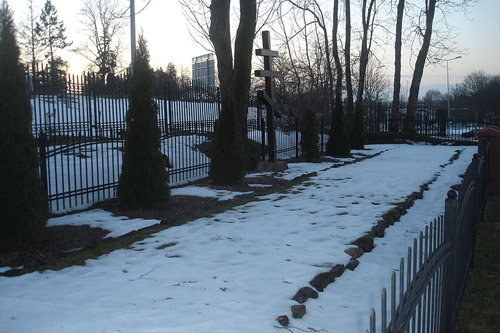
(130, 0, 136, 74)
(435, 56, 462, 120)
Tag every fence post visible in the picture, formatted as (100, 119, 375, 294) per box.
(38, 131, 48, 195)
(295, 117, 299, 158)
(261, 117, 266, 161)
(216, 87, 221, 117)
(320, 114, 324, 153)
(441, 189, 458, 333)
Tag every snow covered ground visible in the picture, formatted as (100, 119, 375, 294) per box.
(0, 144, 476, 332)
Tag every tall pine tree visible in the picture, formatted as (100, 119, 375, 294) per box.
(35, 0, 71, 77)
(0, 1, 48, 251)
(118, 34, 170, 209)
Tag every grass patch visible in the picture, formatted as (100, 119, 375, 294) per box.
(455, 195, 500, 332)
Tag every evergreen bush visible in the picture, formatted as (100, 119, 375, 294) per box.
(326, 103, 351, 157)
(350, 107, 366, 149)
(300, 108, 320, 161)
(209, 93, 247, 184)
(0, 2, 48, 251)
(118, 35, 169, 209)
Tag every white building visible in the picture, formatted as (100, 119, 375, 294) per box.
(192, 53, 215, 88)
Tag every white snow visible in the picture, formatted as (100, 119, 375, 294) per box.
(0, 144, 476, 332)
(46, 209, 162, 239)
(171, 186, 253, 201)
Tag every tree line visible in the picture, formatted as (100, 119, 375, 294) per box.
(19, 0, 193, 89)
(181, 0, 477, 182)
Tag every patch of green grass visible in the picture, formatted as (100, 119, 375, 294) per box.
(455, 195, 500, 333)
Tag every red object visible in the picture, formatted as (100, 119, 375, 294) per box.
(477, 125, 500, 194)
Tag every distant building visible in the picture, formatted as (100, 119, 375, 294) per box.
(192, 53, 215, 88)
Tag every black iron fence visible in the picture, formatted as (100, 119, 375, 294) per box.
(369, 139, 490, 332)
(366, 103, 488, 142)
(30, 70, 299, 213)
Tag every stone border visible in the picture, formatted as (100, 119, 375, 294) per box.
(277, 149, 463, 325)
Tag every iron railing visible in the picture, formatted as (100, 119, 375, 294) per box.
(29, 70, 299, 213)
(369, 139, 490, 332)
(366, 103, 488, 142)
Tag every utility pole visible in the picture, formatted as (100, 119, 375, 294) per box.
(435, 56, 462, 119)
(130, 0, 136, 74)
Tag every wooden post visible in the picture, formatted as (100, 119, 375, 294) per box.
(441, 189, 457, 333)
(38, 131, 48, 195)
(255, 31, 281, 162)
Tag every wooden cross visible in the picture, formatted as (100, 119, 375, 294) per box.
(255, 31, 282, 162)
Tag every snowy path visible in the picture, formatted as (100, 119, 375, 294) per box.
(0, 145, 475, 332)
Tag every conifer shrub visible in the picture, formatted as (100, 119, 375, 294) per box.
(326, 103, 351, 157)
(0, 2, 48, 251)
(350, 107, 366, 149)
(209, 93, 247, 184)
(118, 35, 170, 209)
(300, 108, 320, 161)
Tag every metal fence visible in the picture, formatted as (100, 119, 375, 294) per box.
(369, 139, 490, 332)
(366, 103, 488, 142)
(30, 70, 299, 213)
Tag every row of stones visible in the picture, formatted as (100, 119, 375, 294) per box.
(277, 149, 463, 326)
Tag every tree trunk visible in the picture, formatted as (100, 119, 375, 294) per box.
(344, 0, 354, 130)
(208, 0, 256, 183)
(406, 0, 437, 133)
(209, 0, 234, 97)
(390, 0, 404, 132)
(350, 0, 375, 149)
(233, 0, 256, 142)
(326, 0, 350, 157)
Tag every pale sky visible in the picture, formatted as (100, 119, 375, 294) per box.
(10, 0, 500, 94)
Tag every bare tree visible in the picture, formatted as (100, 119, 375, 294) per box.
(208, 0, 257, 183)
(344, 0, 354, 127)
(209, 0, 257, 132)
(364, 59, 389, 104)
(453, 70, 498, 121)
(405, 0, 437, 132)
(180, 0, 278, 51)
(327, 0, 350, 156)
(285, 0, 349, 155)
(350, 0, 380, 149)
(405, 0, 475, 132)
(273, 2, 330, 117)
(18, 0, 40, 73)
(179, 0, 212, 51)
(74, 0, 126, 79)
(422, 88, 444, 104)
(389, 0, 404, 131)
